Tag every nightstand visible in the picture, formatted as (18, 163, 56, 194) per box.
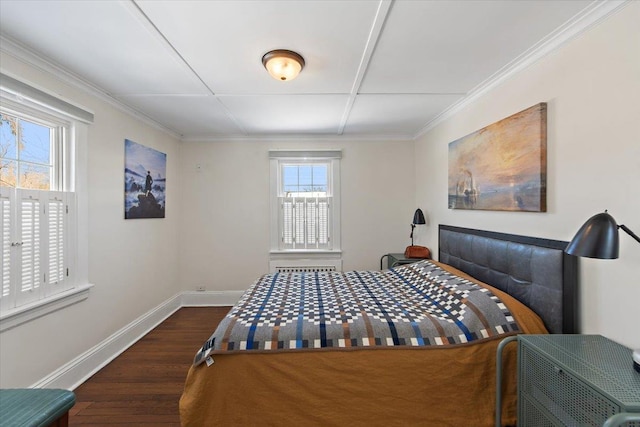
(498, 335, 640, 427)
(379, 252, 429, 269)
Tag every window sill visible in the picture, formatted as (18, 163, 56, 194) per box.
(0, 283, 93, 333)
(270, 250, 342, 256)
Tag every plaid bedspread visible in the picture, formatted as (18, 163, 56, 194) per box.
(194, 260, 520, 365)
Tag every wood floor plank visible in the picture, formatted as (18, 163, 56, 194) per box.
(70, 306, 229, 425)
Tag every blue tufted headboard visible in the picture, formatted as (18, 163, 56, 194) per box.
(438, 225, 578, 334)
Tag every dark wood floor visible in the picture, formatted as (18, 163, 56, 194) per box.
(70, 306, 230, 426)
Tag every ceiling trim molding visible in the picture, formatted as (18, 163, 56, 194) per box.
(337, 0, 393, 135)
(128, 0, 249, 136)
(181, 133, 414, 143)
(0, 35, 182, 139)
(413, 0, 630, 139)
(127, 0, 212, 94)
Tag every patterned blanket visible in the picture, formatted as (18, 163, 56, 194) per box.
(194, 260, 520, 365)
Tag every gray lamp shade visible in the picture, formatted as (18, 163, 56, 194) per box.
(565, 212, 619, 259)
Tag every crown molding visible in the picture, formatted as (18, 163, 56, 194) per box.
(414, 0, 631, 139)
(181, 133, 414, 143)
(0, 35, 181, 140)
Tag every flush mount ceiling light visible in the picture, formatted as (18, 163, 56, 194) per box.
(262, 49, 305, 81)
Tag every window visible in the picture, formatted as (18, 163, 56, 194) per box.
(280, 162, 330, 250)
(0, 109, 75, 311)
(0, 114, 58, 190)
(270, 150, 341, 252)
(0, 72, 92, 322)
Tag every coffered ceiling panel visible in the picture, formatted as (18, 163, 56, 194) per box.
(0, 0, 207, 96)
(360, 0, 594, 94)
(136, 0, 380, 95)
(219, 95, 349, 135)
(344, 94, 464, 137)
(116, 95, 243, 137)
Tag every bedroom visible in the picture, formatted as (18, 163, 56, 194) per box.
(0, 0, 638, 424)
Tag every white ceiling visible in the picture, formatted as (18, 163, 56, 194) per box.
(0, 0, 601, 140)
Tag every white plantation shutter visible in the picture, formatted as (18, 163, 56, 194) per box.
(282, 198, 294, 245)
(1, 188, 13, 310)
(317, 198, 329, 246)
(0, 188, 74, 310)
(46, 192, 69, 295)
(280, 197, 331, 250)
(294, 199, 305, 246)
(17, 190, 42, 306)
(306, 199, 317, 245)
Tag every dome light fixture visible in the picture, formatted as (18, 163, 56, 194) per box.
(262, 49, 305, 81)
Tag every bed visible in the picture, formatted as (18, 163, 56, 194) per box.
(179, 225, 578, 426)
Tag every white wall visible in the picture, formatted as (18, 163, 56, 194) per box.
(178, 139, 415, 292)
(0, 51, 183, 387)
(414, 4, 640, 349)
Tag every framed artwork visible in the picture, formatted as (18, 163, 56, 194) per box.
(124, 139, 166, 219)
(448, 103, 547, 212)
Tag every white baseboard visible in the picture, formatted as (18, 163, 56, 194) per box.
(181, 290, 244, 307)
(31, 290, 242, 390)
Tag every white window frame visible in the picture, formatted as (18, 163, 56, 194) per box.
(0, 73, 92, 332)
(269, 150, 341, 255)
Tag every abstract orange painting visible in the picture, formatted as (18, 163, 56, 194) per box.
(448, 103, 547, 212)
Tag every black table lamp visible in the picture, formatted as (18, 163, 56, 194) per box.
(565, 210, 640, 259)
(410, 209, 426, 246)
(565, 210, 640, 373)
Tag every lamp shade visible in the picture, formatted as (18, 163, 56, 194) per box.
(412, 209, 426, 225)
(565, 211, 619, 259)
